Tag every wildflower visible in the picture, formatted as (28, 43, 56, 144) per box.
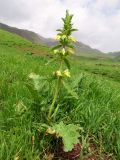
(55, 35, 61, 40)
(61, 35, 67, 40)
(69, 36, 76, 42)
(54, 49, 59, 54)
(46, 128, 56, 135)
(55, 70, 62, 77)
(61, 48, 66, 55)
(63, 69, 71, 78)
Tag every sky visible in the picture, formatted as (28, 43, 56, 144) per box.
(0, 0, 120, 52)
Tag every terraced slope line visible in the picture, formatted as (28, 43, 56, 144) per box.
(0, 29, 50, 56)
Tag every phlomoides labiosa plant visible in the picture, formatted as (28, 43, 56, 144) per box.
(27, 11, 82, 159)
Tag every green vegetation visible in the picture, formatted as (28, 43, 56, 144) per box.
(26, 11, 82, 158)
(0, 14, 120, 160)
(0, 29, 50, 56)
(0, 22, 106, 56)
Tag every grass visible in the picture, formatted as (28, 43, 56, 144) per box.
(0, 29, 120, 159)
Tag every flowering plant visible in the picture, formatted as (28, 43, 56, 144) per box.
(27, 11, 82, 157)
(48, 10, 78, 120)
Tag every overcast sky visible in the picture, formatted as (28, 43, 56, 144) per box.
(0, 0, 120, 52)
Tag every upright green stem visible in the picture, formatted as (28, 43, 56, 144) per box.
(46, 9, 77, 124)
(48, 59, 63, 120)
(48, 77, 61, 120)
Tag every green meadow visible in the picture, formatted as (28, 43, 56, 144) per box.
(0, 29, 120, 159)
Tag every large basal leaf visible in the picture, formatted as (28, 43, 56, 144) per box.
(28, 73, 47, 91)
(52, 121, 80, 152)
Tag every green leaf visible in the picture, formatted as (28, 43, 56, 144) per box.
(51, 45, 62, 50)
(71, 28, 78, 32)
(52, 121, 80, 152)
(25, 83, 40, 102)
(56, 29, 62, 32)
(57, 10, 77, 37)
(62, 80, 79, 99)
(15, 101, 27, 115)
(45, 57, 57, 66)
(63, 57, 71, 70)
(26, 73, 48, 103)
(66, 44, 74, 49)
(62, 18, 65, 23)
(51, 104, 60, 120)
(28, 73, 47, 91)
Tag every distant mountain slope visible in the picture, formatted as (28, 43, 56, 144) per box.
(0, 29, 50, 56)
(0, 22, 105, 57)
(108, 52, 120, 61)
(0, 29, 31, 45)
(0, 23, 45, 44)
(109, 51, 120, 57)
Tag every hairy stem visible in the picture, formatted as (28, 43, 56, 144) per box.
(48, 77, 61, 120)
(48, 57, 63, 121)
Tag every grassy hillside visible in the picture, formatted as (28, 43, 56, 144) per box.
(0, 23, 107, 58)
(73, 56, 120, 83)
(0, 23, 46, 44)
(0, 30, 120, 159)
(0, 29, 32, 45)
(0, 29, 51, 56)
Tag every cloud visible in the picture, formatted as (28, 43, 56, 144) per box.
(0, 0, 120, 52)
(0, 0, 31, 22)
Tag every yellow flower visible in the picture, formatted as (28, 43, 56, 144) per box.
(63, 69, 71, 78)
(61, 48, 66, 55)
(55, 35, 61, 40)
(61, 35, 67, 40)
(54, 49, 59, 54)
(69, 36, 76, 42)
(56, 70, 62, 77)
(46, 128, 56, 135)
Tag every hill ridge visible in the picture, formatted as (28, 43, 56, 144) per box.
(0, 22, 104, 56)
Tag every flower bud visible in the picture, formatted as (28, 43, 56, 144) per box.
(56, 70, 62, 77)
(63, 69, 71, 78)
(55, 35, 61, 40)
(54, 49, 59, 54)
(46, 128, 56, 135)
(61, 48, 66, 55)
(61, 35, 67, 40)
